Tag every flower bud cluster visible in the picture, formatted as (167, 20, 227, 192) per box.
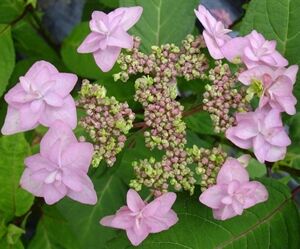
(187, 145, 227, 192)
(114, 35, 208, 83)
(202, 61, 251, 133)
(77, 80, 135, 167)
(177, 34, 208, 80)
(130, 148, 196, 197)
(134, 76, 186, 150)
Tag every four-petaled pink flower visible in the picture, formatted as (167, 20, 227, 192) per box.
(1, 61, 77, 135)
(238, 65, 298, 115)
(194, 5, 231, 59)
(77, 7, 143, 72)
(100, 189, 178, 246)
(226, 106, 291, 163)
(20, 121, 97, 205)
(199, 157, 268, 220)
(241, 30, 287, 68)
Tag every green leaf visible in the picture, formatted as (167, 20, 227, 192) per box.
(247, 158, 267, 178)
(100, 0, 119, 8)
(55, 171, 128, 249)
(184, 112, 216, 135)
(119, 0, 199, 52)
(106, 179, 300, 248)
(28, 206, 80, 249)
(0, 0, 25, 24)
(240, 0, 300, 110)
(12, 20, 63, 69)
(61, 22, 119, 79)
(0, 134, 34, 221)
(0, 26, 15, 97)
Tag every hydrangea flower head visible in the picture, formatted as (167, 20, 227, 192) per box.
(243, 31, 288, 68)
(194, 5, 231, 59)
(20, 121, 97, 205)
(226, 106, 291, 163)
(239, 65, 298, 115)
(199, 157, 268, 220)
(77, 7, 143, 72)
(1, 61, 77, 135)
(100, 189, 178, 246)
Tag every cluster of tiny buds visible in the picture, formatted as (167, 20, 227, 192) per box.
(134, 76, 186, 150)
(77, 80, 135, 167)
(203, 61, 251, 133)
(114, 34, 208, 83)
(177, 34, 208, 80)
(130, 147, 196, 197)
(187, 145, 227, 192)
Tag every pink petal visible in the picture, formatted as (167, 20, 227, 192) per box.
(212, 205, 238, 220)
(62, 168, 83, 192)
(43, 92, 64, 107)
(4, 84, 29, 106)
(264, 127, 291, 147)
(226, 127, 253, 149)
(127, 189, 145, 212)
(20, 168, 44, 197)
(43, 183, 66, 205)
(50, 73, 78, 98)
(238, 65, 274, 85)
(231, 199, 243, 215)
(231, 121, 258, 140)
(93, 46, 121, 72)
(199, 185, 226, 209)
(240, 181, 268, 208)
(112, 7, 143, 31)
(143, 192, 176, 216)
(194, 5, 217, 33)
(263, 107, 283, 129)
(40, 120, 77, 158)
(221, 37, 249, 62)
(67, 174, 97, 205)
(25, 61, 58, 82)
(126, 227, 149, 246)
(284, 65, 299, 84)
(25, 154, 57, 171)
(217, 158, 249, 184)
(19, 104, 42, 130)
(39, 95, 77, 129)
(203, 30, 224, 60)
(144, 210, 178, 233)
(107, 28, 133, 49)
(253, 135, 268, 163)
(270, 51, 288, 67)
(100, 206, 134, 229)
(274, 95, 297, 115)
(77, 33, 104, 53)
(265, 145, 287, 162)
(61, 142, 94, 173)
(1, 106, 27, 135)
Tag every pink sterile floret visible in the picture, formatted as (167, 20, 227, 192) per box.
(200, 157, 268, 220)
(2, 61, 77, 135)
(77, 6, 143, 72)
(20, 120, 97, 205)
(100, 189, 178, 246)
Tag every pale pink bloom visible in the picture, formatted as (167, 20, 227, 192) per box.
(100, 189, 178, 246)
(199, 157, 268, 220)
(20, 121, 97, 205)
(239, 65, 298, 115)
(243, 31, 288, 68)
(226, 106, 291, 163)
(1, 61, 77, 135)
(77, 7, 143, 72)
(222, 31, 288, 68)
(194, 5, 231, 59)
(210, 9, 233, 28)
